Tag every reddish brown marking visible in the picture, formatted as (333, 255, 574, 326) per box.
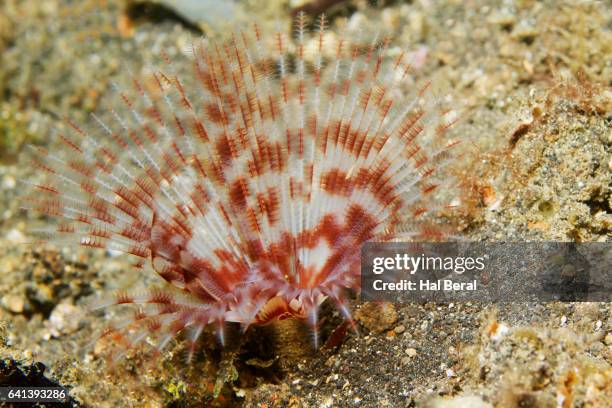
(340, 79, 350, 96)
(344, 204, 378, 242)
(321, 168, 353, 196)
(421, 183, 439, 194)
(326, 83, 337, 99)
(356, 69, 367, 84)
(209, 160, 226, 184)
(162, 151, 180, 175)
(412, 207, 427, 217)
(146, 105, 163, 126)
(246, 205, 261, 233)
(146, 289, 173, 306)
(95, 159, 113, 174)
(246, 239, 264, 261)
(274, 141, 285, 172)
(109, 132, 129, 150)
(134, 175, 156, 201)
(330, 120, 343, 147)
(229, 178, 250, 209)
(436, 114, 460, 137)
(289, 178, 296, 199)
(421, 166, 436, 179)
(317, 214, 343, 247)
(89, 225, 112, 239)
(169, 315, 189, 334)
(65, 119, 86, 136)
(35, 183, 59, 195)
(307, 114, 318, 137)
(146, 318, 162, 333)
(100, 146, 118, 163)
(397, 109, 424, 142)
(31, 158, 56, 175)
(154, 260, 184, 285)
(171, 214, 192, 238)
(119, 225, 148, 242)
(128, 245, 150, 258)
(214, 44, 230, 86)
(114, 186, 140, 211)
(88, 198, 115, 223)
(190, 185, 210, 216)
(298, 80, 305, 105)
(90, 211, 115, 225)
(59, 134, 83, 154)
(414, 154, 428, 169)
(132, 260, 145, 269)
(194, 65, 215, 94)
(174, 78, 193, 110)
(80, 180, 98, 195)
(67, 160, 94, 178)
(267, 95, 278, 121)
(351, 130, 369, 157)
(172, 116, 186, 138)
(144, 166, 163, 189)
(237, 126, 250, 152)
(76, 214, 92, 225)
(285, 128, 293, 155)
(215, 134, 233, 164)
(128, 130, 144, 148)
(373, 54, 384, 79)
(115, 292, 134, 304)
(405, 145, 421, 161)
(57, 223, 75, 233)
(114, 199, 140, 220)
(191, 155, 208, 179)
(359, 89, 372, 109)
(142, 125, 158, 144)
(267, 188, 280, 223)
(192, 118, 210, 142)
(299, 128, 304, 157)
(224, 92, 239, 115)
(119, 92, 134, 109)
(132, 310, 147, 322)
(314, 67, 321, 87)
(206, 103, 226, 125)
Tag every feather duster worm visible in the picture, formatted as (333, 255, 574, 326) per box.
(23, 14, 460, 360)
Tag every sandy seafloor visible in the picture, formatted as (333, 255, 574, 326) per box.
(0, 0, 610, 407)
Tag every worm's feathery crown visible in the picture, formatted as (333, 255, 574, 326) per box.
(24, 14, 460, 356)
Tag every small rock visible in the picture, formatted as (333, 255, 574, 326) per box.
(6, 228, 26, 244)
(2, 175, 15, 189)
(487, 11, 516, 28)
(45, 303, 83, 338)
(511, 22, 538, 43)
(394, 325, 406, 334)
(355, 302, 398, 334)
(148, 0, 243, 30)
(604, 333, 612, 345)
(2, 294, 25, 314)
(405, 348, 417, 358)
